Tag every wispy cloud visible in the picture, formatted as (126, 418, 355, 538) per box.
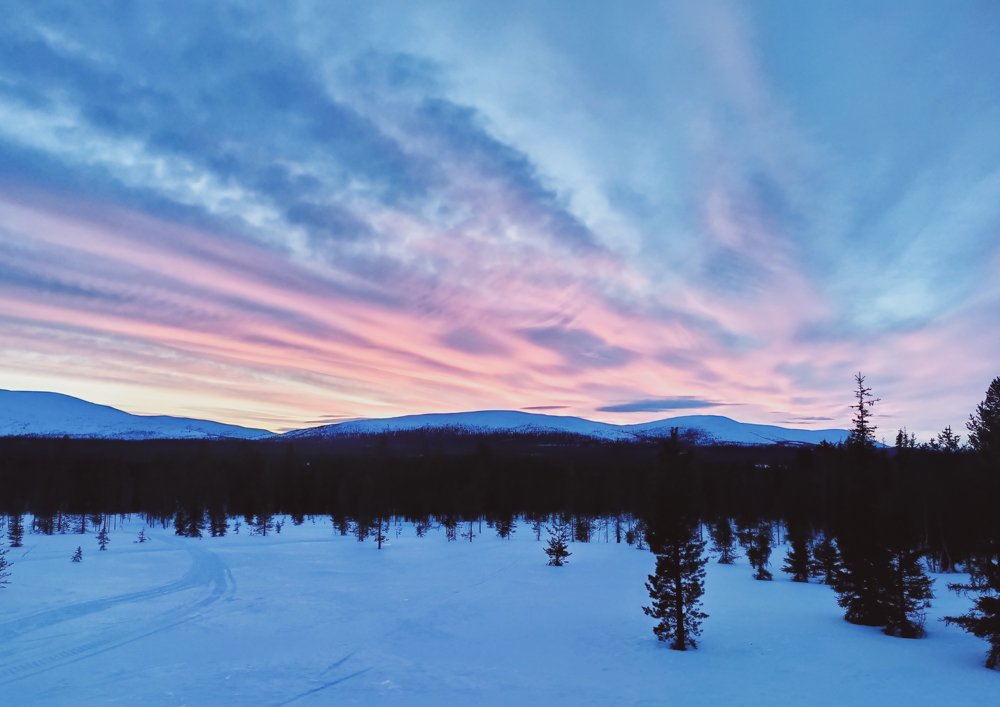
(598, 398, 729, 413)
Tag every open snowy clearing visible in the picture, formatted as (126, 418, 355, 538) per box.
(1, 520, 996, 706)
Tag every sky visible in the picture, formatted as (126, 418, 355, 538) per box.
(1, 1, 998, 437)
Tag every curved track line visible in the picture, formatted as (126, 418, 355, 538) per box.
(0, 537, 235, 684)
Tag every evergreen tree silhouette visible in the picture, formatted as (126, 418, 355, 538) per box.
(97, 525, 110, 551)
(833, 531, 891, 627)
(544, 518, 572, 566)
(0, 547, 11, 588)
(71, 546, 83, 563)
(883, 548, 933, 638)
(848, 373, 880, 450)
(810, 535, 841, 585)
(967, 376, 1000, 458)
(782, 523, 812, 582)
(7, 514, 24, 548)
(746, 522, 773, 581)
(709, 518, 737, 564)
(945, 548, 1000, 669)
(642, 518, 708, 650)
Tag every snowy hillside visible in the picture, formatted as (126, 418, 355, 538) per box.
(0, 390, 270, 440)
(0, 389, 850, 445)
(285, 410, 850, 446)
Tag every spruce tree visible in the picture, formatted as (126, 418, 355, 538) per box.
(544, 519, 572, 566)
(782, 525, 812, 583)
(97, 526, 110, 551)
(135, 528, 148, 544)
(848, 373, 880, 450)
(746, 522, 773, 581)
(935, 425, 962, 453)
(7, 514, 24, 548)
(709, 518, 737, 564)
(883, 548, 933, 638)
(832, 534, 891, 626)
(810, 534, 841, 585)
(71, 546, 83, 563)
(967, 376, 1000, 458)
(642, 519, 708, 650)
(494, 516, 516, 540)
(945, 550, 1000, 669)
(0, 547, 11, 588)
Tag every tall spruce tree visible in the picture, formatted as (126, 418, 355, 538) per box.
(945, 549, 1000, 669)
(643, 518, 708, 650)
(848, 373, 880, 449)
(967, 376, 1000, 458)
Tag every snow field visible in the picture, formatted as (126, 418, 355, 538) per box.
(0, 519, 996, 705)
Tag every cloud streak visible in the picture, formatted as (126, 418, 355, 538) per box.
(598, 398, 730, 413)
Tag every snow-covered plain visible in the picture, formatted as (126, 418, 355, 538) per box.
(1, 520, 996, 706)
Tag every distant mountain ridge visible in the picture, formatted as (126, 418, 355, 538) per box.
(0, 390, 851, 445)
(283, 409, 850, 446)
(0, 390, 270, 440)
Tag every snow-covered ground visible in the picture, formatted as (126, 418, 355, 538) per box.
(1, 520, 995, 705)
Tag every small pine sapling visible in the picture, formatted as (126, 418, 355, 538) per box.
(7, 514, 24, 548)
(544, 519, 572, 566)
(0, 547, 11, 588)
(97, 526, 110, 551)
(71, 546, 83, 563)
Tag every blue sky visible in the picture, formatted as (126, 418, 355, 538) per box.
(0, 1, 998, 437)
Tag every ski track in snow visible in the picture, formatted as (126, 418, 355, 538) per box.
(0, 536, 235, 684)
(275, 652, 371, 706)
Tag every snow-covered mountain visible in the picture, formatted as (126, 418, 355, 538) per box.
(0, 390, 270, 440)
(0, 389, 850, 445)
(284, 410, 850, 446)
